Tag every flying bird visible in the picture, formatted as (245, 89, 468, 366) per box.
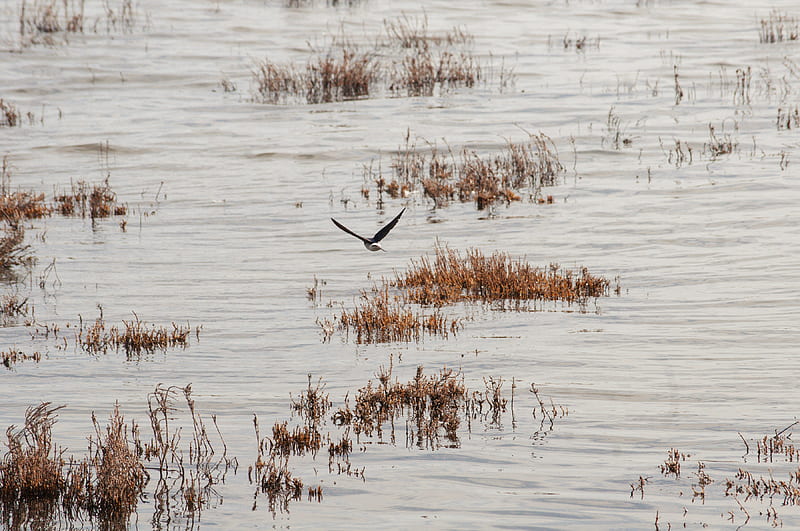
(331, 208, 406, 252)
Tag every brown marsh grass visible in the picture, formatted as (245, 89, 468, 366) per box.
(53, 178, 127, 219)
(0, 389, 230, 528)
(322, 283, 462, 344)
(383, 14, 472, 50)
(77, 312, 195, 358)
(331, 364, 520, 450)
(250, 415, 312, 516)
(143, 384, 233, 525)
(388, 49, 480, 97)
(0, 402, 147, 529)
(17, 0, 139, 47)
(0, 226, 33, 277)
(373, 131, 564, 209)
(252, 17, 508, 104)
(321, 245, 612, 343)
(0, 100, 20, 127)
(636, 422, 800, 528)
(759, 10, 799, 43)
(395, 245, 611, 309)
(704, 123, 737, 159)
(254, 49, 380, 104)
(777, 105, 800, 130)
(1, 348, 41, 370)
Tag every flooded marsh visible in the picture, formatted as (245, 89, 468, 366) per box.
(1, 0, 800, 528)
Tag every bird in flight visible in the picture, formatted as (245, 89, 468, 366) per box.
(331, 208, 406, 252)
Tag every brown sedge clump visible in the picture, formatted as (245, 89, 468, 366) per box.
(759, 10, 800, 43)
(250, 415, 313, 516)
(371, 131, 564, 210)
(251, 16, 507, 105)
(77, 312, 196, 358)
(53, 178, 127, 219)
(254, 49, 380, 104)
(0, 403, 147, 528)
(2, 348, 42, 369)
(321, 245, 611, 344)
(333, 283, 462, 344)
(395, 245, 611, 309)
(0, 100, 20, 127)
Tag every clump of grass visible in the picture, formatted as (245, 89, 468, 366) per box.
(0, 100, 20, 127)
(383, 14, 472, 50)
(659, 448, 687, 478)
(144, 384, 232, 525)
(777, 105, 800, 130)
(332, 365, 521, 450)
(704, 123, 737, 159)
(756, 421, 800, 463)
(0, 192, 51, 222)
(53, 178, 127, 219)
(268, 421, 323, 458)
(0, 403, 69, 521)
(759, 10, 799, 43)
(332, 364, 466, 448)
(291, 375, 332, 430)
(395, 245, 611, 309)
(251, 18, 509, 104)
(0, 387, 230, 529)
(87, 405, 148, 522)
(602, 106, 633, 150)
(249, 415, 312, 516)
(77, 312, 195, 358)
(254, 49, 380, 104)
(327, 284, 462, 344)
(0, 225, 33, 277)
(659, 137, 693, 168)
(17, 0, 140, 47)
(374, 131, 564, 210)
(320, 245, 611, 343)
(389, 49, 481, 97)
(1, 348, 41, 370)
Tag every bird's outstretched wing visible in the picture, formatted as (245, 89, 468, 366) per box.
(372, 208, 406, 242)
(331, 217, 369, 244)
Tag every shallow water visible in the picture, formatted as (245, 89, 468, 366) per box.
(1, 0, 800, 528)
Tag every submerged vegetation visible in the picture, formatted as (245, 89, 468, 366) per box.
(319, 244, 613, 344)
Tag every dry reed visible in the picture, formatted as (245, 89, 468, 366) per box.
(373, 131, 564, 209)
(249, 415, 311, 516)
(0, 403, 147, 528)
(0, 387, 229, 528)
(383, 14, 472, 50)
(77, 313, 194, 358)
(0, 226, 33, 276)
(0, 100, 20, 127)
(321, 245, 611, 343)
(2, 348, 41, 369)
(759, 10, 799, 43)
(254, 50, 380, 104)
(330, 283, 462, 344)
(659, 448, 686, 479)
(144, 384, 233, 526)
(395, 245, 611, 309)
(53, 178, 127, 219)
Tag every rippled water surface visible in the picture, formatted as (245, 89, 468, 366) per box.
(2, 0, 800, 528)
